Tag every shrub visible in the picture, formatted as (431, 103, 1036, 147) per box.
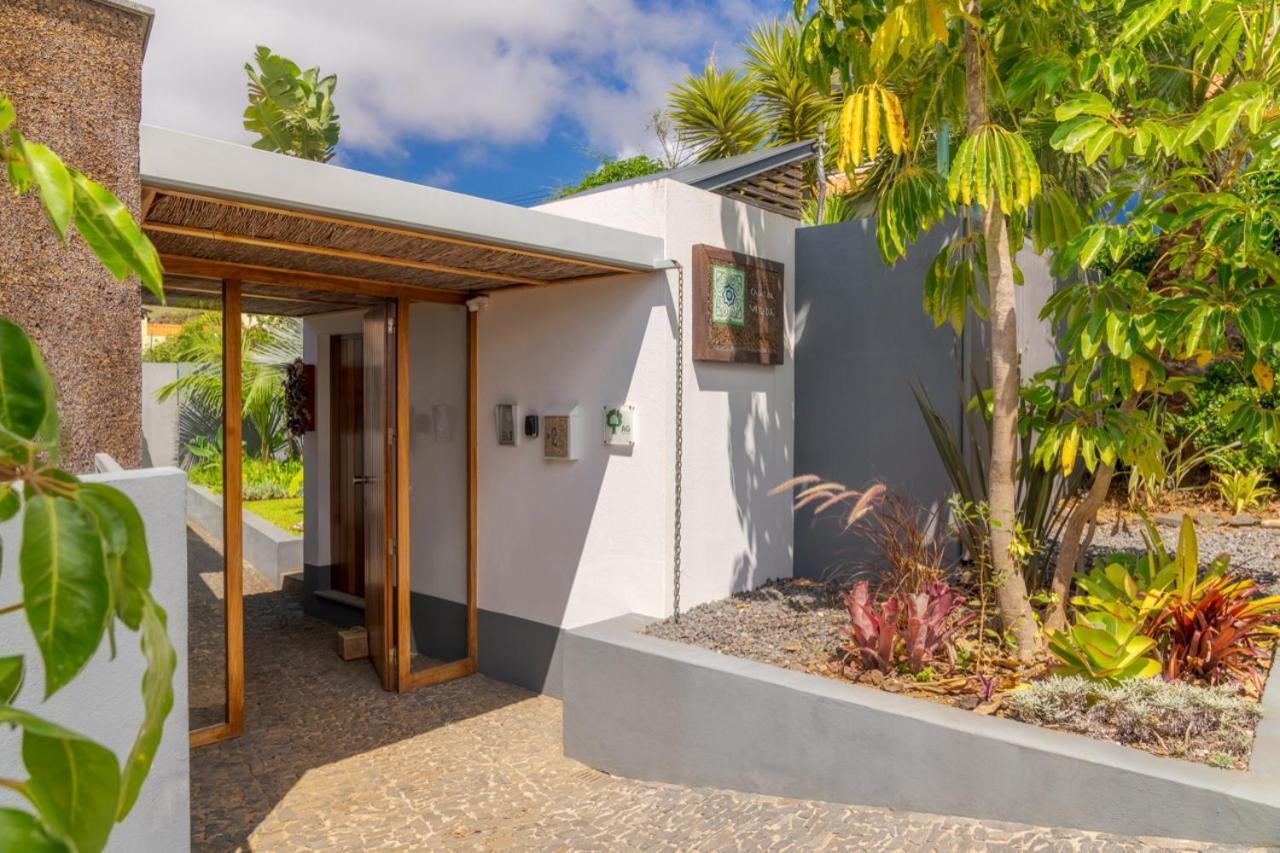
(1170, 358, 1280, 474)
(1149, 573, 1280, 685)
(1005, 676, 1261, 768)
(1065, 516, 1280, 685)
(188, 456, 303, 501)
(1212, 469, 1275, 515)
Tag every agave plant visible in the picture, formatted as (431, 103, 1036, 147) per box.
(1046, 614, 1162, 684)
(1072, 515, 1227, 626)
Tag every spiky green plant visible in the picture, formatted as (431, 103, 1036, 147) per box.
(1213, 469, 1275, 516)
(668, 62, 769, 161)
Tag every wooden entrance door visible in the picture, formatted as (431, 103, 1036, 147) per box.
(362, 305, 396, 690)
(330, 335, 365, 598)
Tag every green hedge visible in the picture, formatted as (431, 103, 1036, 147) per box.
(1171, 358, 1280, 474)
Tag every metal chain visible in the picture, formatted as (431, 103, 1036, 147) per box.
(673, 260, 685, 623)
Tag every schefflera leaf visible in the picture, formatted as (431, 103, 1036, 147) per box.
(116, 595, 175, 820)
(19, 494, 110, 698)
(0, 807, 66, 853)
(76, 483, 151, 630)
(0, 707, 120, 853)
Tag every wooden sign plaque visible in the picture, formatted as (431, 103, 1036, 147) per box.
(692, 244, 785, 365)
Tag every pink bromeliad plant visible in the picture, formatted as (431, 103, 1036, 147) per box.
(841, 580, 975, 675)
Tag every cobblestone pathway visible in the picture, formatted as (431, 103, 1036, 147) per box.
(190, 543, 1248, 851)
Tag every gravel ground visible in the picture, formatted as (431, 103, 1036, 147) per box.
(1086, 513, 1280, 593)
(645, 519, 1280, 669)
(643, 578, 848, 675)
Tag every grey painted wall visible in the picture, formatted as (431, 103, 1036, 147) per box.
(564, 615, 1280, 845)
(793, 219, 1058, 581)
(141, 361, 196, 469)
(0, 467, 191, 851)
(793, 220, 967, 580)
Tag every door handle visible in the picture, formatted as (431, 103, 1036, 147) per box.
(353, 476, 380, 485)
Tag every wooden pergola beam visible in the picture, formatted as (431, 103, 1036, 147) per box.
(144, 186, 640, 275)
(158, 254, 471, 304)
(158, 281, 370, 311)
(146, 221, 547, 286)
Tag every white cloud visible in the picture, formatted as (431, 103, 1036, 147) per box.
(141, 0, 782, 160)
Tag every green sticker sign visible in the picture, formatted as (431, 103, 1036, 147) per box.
(710, 263, 745, 326)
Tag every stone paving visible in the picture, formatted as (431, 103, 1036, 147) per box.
(189, 538, 1253, 851)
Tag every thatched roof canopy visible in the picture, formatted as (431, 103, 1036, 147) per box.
(140, 126, 669, 315)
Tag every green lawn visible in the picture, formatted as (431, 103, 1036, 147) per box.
(245, 497, 303, 533)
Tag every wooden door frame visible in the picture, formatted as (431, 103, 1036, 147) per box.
(191, 289, 478, 747)
(394, 299, 479, 692)
(329, 334, 366, 598)
(190, 278, 246, 748)
(368, 306, 391, 691)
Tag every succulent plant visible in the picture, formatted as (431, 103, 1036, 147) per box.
(901, 581, 977, 672)
(840, 581, 899, 672)
(1046, 614, 1162, 684)
(841, 580, 974, 675)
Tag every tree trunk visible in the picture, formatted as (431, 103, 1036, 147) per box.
(1044, 462, 1114, 632)
(1044, 396, 1138, 632)
(964, 4, 1042, 661)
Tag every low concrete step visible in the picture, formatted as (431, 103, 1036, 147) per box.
(314, 588, 365, 611)
(280, 571, 305, 597)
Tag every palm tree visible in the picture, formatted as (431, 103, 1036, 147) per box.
(156, 313, 302, 464)
(666, 20, 839, 165)
(743, 21, 838, 146)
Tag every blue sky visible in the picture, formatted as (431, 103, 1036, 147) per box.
(141, 1, 789, 204)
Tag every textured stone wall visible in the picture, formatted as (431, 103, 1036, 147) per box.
(0, 0, 150, 471)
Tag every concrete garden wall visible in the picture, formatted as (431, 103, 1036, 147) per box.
(141, 361, 197, 469)
(0, 466, 191, 852)
(564, 614, 1280, 845)
(187, 483, 301, 589)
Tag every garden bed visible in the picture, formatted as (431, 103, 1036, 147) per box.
(643, 576, 1273, 769)
(564, 613, 1280, 845)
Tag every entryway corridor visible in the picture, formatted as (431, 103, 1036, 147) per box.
(187, 550, 1233, 851)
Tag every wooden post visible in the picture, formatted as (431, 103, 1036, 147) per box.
(395, 298, 412, 691)
(191, 277, 244, 748)
(466, 307, 478, 666)
(223, 279, 245, 735)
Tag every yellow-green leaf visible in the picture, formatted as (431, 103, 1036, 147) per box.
(10, 135, 73, 241)
(69, 172, 164, 301)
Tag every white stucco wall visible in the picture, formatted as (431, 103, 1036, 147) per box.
(474, 179, 796, 630)
(0, 467, 190, 852)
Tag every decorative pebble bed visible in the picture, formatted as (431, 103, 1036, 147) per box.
(643, 518, 1276, 769)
